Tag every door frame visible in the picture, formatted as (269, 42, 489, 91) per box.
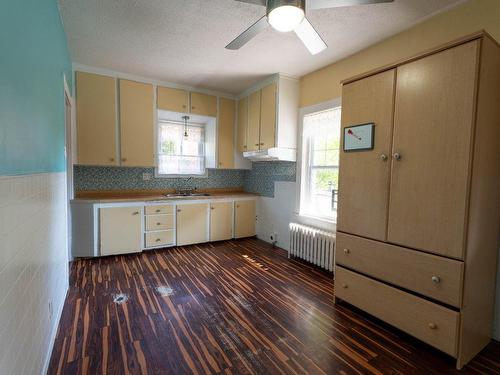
(64, 74, 75, 261)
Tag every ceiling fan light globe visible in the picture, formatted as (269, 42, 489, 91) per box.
(268, 5, 305, 32)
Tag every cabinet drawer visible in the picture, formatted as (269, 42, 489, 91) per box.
(146, 214, 174, 231)
(145, 205, 173, 215)
(336, 267, 459, 356)
(145, 231, 174, 248)
(336, 232, 464, 307)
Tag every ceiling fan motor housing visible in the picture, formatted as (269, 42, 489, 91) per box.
(266, 0, 306, 15)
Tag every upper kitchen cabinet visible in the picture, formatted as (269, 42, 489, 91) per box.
(190, 92, 217, 117)
(218, 97, 235, 169)
(119, 80, 155, 167)
(76, 71, 117, 166)
(157, 86, 189, 112)
(237, 97, 248, 152)
(247, 90, 261, 152)
(238, 75, 299, 161)
(260, 82, 277, 150)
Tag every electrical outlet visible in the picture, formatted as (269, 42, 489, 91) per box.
(270, 232, 278, 243)
(142, 172, 152, 181)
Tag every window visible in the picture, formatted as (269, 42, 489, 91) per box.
(157, 121, 205, 175)
(300, 107, 341, 221)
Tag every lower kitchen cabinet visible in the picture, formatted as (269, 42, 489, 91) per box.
(234, 200, 256, 238)
(176, 203, 209, 246)
(100, 206, 142, 256)
(210, 202, 233, 241)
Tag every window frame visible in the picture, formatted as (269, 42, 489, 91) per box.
(297, 98, 342, 225)
(155, 119, 208, 178)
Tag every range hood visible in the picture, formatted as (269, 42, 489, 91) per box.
(243, 148, 296, 162)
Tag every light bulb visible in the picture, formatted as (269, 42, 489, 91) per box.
(268, 5, 304, 33)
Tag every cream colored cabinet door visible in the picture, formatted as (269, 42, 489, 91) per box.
(210, 202, 233, 241)
(247, 91, 261, 152)
(237, 97, 248, 153)
(337, 69, 396, 241)
(218, 98, 235, 169)
(259, 82, 277, 150)
(190, 92, 217, 117)
(76, 71, 117, 166)
(157, 86, 189, 113)
(176, 203, 208, 246)
(234, 200, 256, 238)
(388, 41, 479, 259)
(119, 80, 155, 167)
(100, 207, 142, 256)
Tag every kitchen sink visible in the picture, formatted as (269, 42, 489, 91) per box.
(164, 192, 211, 198)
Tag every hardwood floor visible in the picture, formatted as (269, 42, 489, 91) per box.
(48, 238, 500, 374)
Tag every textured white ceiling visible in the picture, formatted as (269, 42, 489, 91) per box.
(59, 0, 464, 94)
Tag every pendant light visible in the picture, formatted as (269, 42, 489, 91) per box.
(182, 115, 189, 140)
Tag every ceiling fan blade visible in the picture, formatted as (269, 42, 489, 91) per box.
(226, 16, 269, 50)
(294, 17, 327, 55)
(233, 0, 267, 5)
(307, 0, 393, 10)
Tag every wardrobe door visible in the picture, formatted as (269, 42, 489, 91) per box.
(337, 69, 395, 241)
(388, 41, 479, 259)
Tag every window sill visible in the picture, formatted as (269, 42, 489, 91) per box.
(299, 213, 337, 225)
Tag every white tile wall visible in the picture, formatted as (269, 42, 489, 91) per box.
(0, 172, 69, 375)
(257, 181, 500, 342)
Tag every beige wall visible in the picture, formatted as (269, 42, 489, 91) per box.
(299, 0, 500, 107)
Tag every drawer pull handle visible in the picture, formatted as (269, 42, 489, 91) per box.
(342, 283, 348, 289)
(428, 323, 437, 330)
(155, 209, 161, 213)
(211, 206, 215, 210)
(343, 248, 350, 254)
(132, 211, 139, 215)
(156, 222, 161, 225)
(431, 276, 441, 284)
(177, 209, 181, 212)
(380, 154, 388, 161)
(156, 238, 161, 242)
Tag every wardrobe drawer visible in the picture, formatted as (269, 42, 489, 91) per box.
(145, 230, 174, 247)
(335, 232, 464, 307)
(145, 214, 174, 231)
(335, 267, 459, 357)
(145, 205, 173, 215)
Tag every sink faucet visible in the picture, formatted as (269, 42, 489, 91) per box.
(175, 176, 196, 195)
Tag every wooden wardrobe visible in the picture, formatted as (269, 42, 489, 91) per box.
(335, 31, 500, 369)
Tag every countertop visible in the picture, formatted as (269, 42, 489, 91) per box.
(71, 189, 259, 204)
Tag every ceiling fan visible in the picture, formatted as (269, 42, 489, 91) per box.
(226, 0, 394, 55)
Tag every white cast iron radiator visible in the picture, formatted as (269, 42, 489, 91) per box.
(289, 223, 335, 271)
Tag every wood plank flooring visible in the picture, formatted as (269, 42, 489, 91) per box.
(48, 238, 500, 374)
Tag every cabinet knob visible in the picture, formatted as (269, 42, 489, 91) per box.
(156, 238, 161, 242)
(380, 154, 388, 161)
(428, 323, 437, 330)
(177, 209, 181, 212)
(121, 158, 127, 162)
(243, 145, 247, 149)
(342, 283, 348, 289)
(210, 206, 215, 210)
(182, 105, 186, 108)
(343, 248, 350, 254)
(156, 222, 161, 226)
(260, 142, 264, 146)
(155, 209, 161, 213)
(109, 157, 115, 162)
(236, 205, 240, 208)
(132, 211, 139, 215)
(431, 276, 441, 284)
(192, 106, 196, 110)
(218, 162, 222, 166)
(255, 143, 259, 146)
(393, 152, 401, 161)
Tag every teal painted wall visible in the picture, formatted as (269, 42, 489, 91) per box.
(0, 0, 72, 175)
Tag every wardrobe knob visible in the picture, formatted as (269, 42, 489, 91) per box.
(393, 152, 402, 160)
(431, 276, 441, 284)
(380, 154, 388, 161)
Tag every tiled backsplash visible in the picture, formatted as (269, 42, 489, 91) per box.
(74, 161, 297, 198)
(244, 161, 297, 197)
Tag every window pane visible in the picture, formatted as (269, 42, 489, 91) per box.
(300, 106, 341, 220)
(157, 121, 205, 175)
